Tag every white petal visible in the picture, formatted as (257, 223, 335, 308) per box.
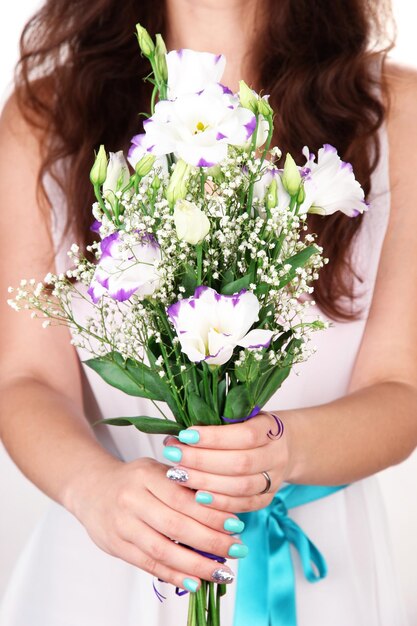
(167, 49, 226, 99)
(177, 334, 208, 362)
(237, 329, 273, 349)
(205, 345, 234, 366)
(218, 290, 260, 340)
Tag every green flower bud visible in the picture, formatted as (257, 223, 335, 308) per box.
(155, 34, 168, 83)
(166, 159, 191, 205)
(266, 178, 278, 210)
(297, 183, 306, 205)
(238, 80, 258, 113)
(90, 145, 107, 186)
(135, 154, 156, 178)
(257, 97, 274, 118)
(282, 153, 301, 196)
(136, 24, 155, 58)
(151, 175, 161, 191)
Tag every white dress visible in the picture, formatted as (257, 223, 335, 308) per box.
(0, 122, 409, 626)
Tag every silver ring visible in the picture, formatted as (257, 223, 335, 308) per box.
(258, 471, 272, 495)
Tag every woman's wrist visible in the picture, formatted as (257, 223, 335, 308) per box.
(272, 409, 307, 484)
(61, 446, 123, 520)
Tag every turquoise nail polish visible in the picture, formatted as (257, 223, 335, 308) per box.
(183, 578, 199, 593)
(228, 543, 249, 558)
(224, 518, 245, 534)
(163, 446, 182, 463)
(196, 491, 213, 505)
(179, 429, 200, 444)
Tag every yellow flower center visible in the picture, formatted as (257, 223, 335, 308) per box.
(194, 121, 209, 134)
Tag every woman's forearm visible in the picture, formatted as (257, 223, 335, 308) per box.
(282, 381, 417, 485)
(0, 377, 121, 510)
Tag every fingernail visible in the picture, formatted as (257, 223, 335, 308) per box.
(183, 577, 199, 593)
(178, 429, 200, 444)
(163, 446, 182, 463)
(228, 543, 249, 558)
(166, 467, 189, 483)
(223, 518, 245, 534)
(212, 567, 235, 584)
(195, 491, 213, 505)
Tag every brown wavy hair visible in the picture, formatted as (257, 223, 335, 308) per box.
(14, 0, 394, 319)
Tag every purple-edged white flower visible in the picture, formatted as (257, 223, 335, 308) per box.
(167, 286, 273, 366)
(166, 49, 226, 99)
(139, 84, 257, 168)
(127, 134, 168, 176)
(300, 144, 367, 217)
(88, 232, 162, 303)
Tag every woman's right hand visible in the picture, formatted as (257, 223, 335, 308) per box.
(65, 456, 244, 591)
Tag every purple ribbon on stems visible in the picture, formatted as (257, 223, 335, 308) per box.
(221, 405, 261, 424)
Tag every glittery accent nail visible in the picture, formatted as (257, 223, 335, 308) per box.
(166, 467, 189, 483)
(212, 568, 235, 584)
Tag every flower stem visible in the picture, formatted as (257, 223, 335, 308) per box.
(196, 582, 207, 625)
(187, 592, 197, 626)
(211, 368, 219, 417)
(196, 244, 203, 285)
(202, 363, 211, 409)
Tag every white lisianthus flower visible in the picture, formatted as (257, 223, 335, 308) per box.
(299, 144, 367, 217)
(88, 232, 162, 303)
(167, 286, 273, 366)
(139, 84, 258, 168)
(166, 49, 226, 99)
(103, 151, 130, 206)
(174, 200, 210, 245)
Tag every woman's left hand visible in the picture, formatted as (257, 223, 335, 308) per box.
(163, 412, 292, 513)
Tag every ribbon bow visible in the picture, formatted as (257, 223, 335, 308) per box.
(234, 483, 348, 626)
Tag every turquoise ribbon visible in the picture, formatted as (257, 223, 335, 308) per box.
(234, 483, 348, 626)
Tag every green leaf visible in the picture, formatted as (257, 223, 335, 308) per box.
(182, 264, 198, 297)
(255, 282, 269, 297)
(254, 365, 292, 407)
(221, 272, 253, 295)
(253, 337, 302, 406)
(84, 352, 181, 420)
(85, 352, 167, 399)
(217, 378, 227, 414)
(220, 268, 234, 289)
(187, 393, 221, 425)
(235, 353, 260, 384)
(278, 245, 319, 288)
(94, 416, 182, 435)
(223, 385, 253, 420)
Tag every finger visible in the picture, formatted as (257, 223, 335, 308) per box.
(163, 442, 278, 476)
(116, 538, 202, 592)
(121, 518, 239, 583)
(166, 465, 279, 498)
(138, 488, 245, 559)
(167, 412, 284, 451)
(193, 490, 275, 514)
(148, 462, 245, 533)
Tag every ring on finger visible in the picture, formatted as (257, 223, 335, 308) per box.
(258, 470, 272, 495)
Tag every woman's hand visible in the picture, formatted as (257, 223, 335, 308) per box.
(163, 412, 291, 513)
(65, 456, 245, 591)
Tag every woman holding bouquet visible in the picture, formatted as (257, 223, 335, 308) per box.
(0, 0, 416, 624)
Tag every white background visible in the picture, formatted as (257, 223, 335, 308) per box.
(0, 0, 417, 622)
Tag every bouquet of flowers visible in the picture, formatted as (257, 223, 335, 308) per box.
(8, 24, 366, 626)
